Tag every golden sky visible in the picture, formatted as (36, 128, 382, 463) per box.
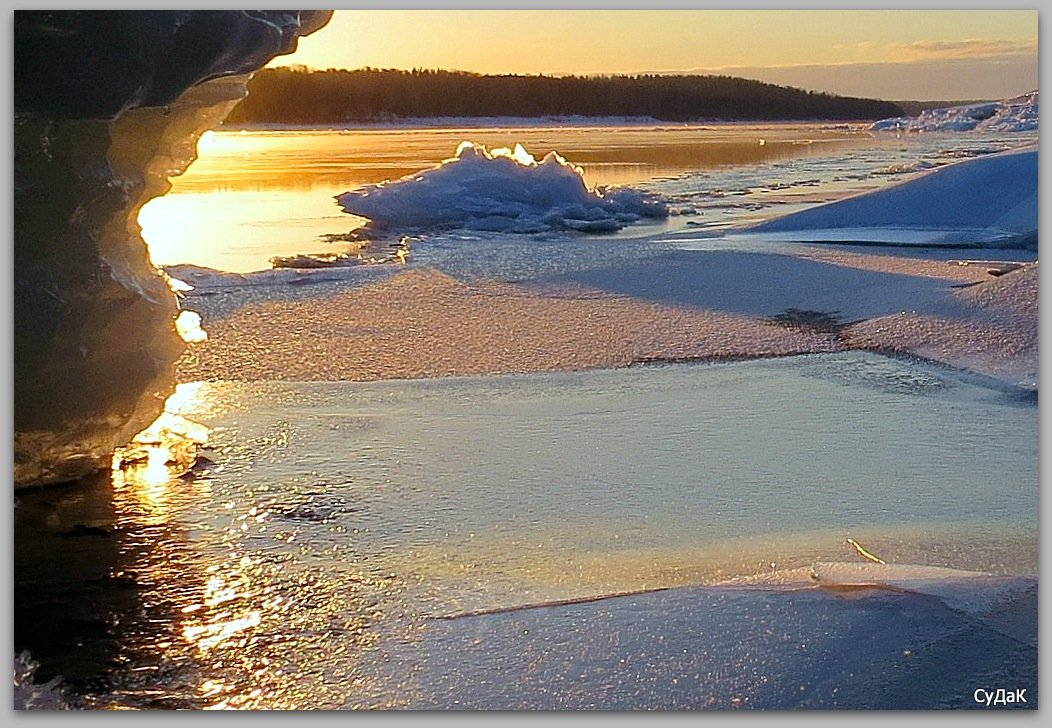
(270, 9, 1038, 100)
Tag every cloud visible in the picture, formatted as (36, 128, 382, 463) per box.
(876, 38, 1036, 61)
(678, 37, 1036, 75)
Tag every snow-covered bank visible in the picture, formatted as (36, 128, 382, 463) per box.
(738, 144, 1037, 248)
(337, 141, 667, 235)
(871, 91, 1038, 133)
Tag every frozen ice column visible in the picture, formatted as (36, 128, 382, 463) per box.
(13, 10, 332, 487)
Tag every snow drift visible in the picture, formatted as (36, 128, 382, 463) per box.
(871, 91, 1038, 133)
(336, 141, 668, 234)
(742, 144, 1037, 248)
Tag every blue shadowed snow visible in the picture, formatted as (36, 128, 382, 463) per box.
(739, 144, 1037, 248)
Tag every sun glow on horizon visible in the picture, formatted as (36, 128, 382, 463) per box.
(270, 9, 1038, 100)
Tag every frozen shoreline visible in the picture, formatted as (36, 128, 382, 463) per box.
(173, 135, 1037, 390)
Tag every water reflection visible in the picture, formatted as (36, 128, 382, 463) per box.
(171, 127, 872, 193)
(140, 125, 878, 272)
(15, 383, 413, 709)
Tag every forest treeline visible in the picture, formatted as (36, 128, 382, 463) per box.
(224, 67, 905, 125)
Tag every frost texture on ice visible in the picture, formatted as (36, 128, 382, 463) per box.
(742, 144, 1037, 248)
(870, 91, 1038, 133)
(336, 142, 668, 234)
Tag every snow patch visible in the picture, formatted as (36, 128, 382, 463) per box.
(741, 144, 1037, 248)
(871, 91, 1038, 133)
(336, 141, 668, 235)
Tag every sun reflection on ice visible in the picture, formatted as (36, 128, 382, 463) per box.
(182, 608, 263, 653)
(99, 381, 415, 708)
(175, 310, 208, 343)
(110, 385, 212, 523)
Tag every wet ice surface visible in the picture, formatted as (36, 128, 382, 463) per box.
(174, 353, 1038, 583)
(14, 353, 1036, 709)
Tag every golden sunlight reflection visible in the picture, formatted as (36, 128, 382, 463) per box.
(182, 610, 263, 653)
(111, 387, 212, 524)
(165, 381, 210, 415)
(138, 126, 871, 273)
(176, 310, 208, 343)
(80, 380, 421, 708)
(489, 142, 537, 166)
(176, 555, 276, 707)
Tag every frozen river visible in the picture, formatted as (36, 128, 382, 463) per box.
(15, 121, 1038, 709)
(14, 353, 1037, 709)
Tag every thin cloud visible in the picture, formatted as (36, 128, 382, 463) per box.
(882, 38, 1036, 61)
(674, 39, 1036, 74)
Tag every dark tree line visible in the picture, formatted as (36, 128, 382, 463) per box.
(224, 68, 905, 125)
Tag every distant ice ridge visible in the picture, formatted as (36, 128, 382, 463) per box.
(741, 143, 1037, 248)
(871, 91, 1038, 133)
(336, 141, 668, 235)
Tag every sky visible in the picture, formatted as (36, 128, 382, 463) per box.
(268, 9, 1038, 101)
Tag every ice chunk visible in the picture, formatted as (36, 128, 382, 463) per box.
(13, 651, 73, 710)
(13, 10, 333, 488)
(175, 310, 208, 343)
(871, 91, 1038, 133)
(336, 142, 667, 235)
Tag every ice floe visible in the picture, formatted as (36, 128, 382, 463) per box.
(336, 141, 668, 235)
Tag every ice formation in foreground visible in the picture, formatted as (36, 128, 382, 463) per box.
(13, 652, 73, 710)
(13, 10, 332, 488)
(743, 144, 1037, 248)
(336, 142, 668, 234)
(870, 91, 1038, 133)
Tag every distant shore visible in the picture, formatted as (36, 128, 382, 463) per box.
(221, 116, 874, 132)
